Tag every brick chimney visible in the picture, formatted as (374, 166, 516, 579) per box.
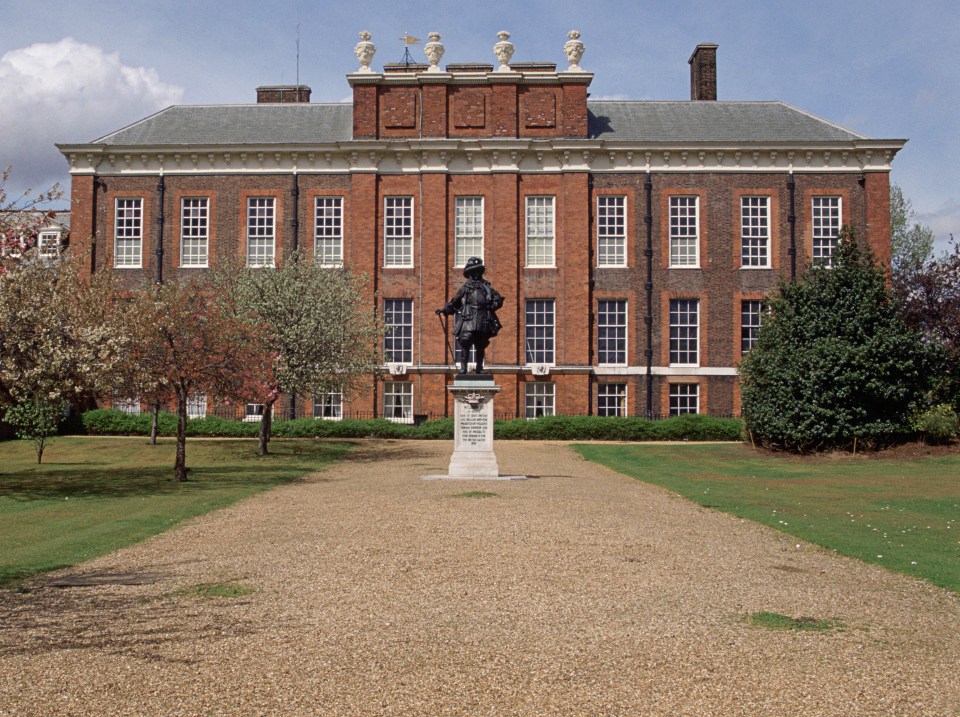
(256, 85, 312, 103)
(688, 43, 718, 101)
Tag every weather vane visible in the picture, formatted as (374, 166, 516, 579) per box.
(398, 32, 420, 66)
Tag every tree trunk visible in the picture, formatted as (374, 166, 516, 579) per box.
(174, 391, 189, 482)
(36, 437, 44, 465)
(258, 397, 276, 456)
(150, 402, 160, 445)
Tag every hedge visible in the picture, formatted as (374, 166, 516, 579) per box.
(79, 409, 742, 442)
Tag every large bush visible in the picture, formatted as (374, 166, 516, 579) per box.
(740, 232, 940, 452)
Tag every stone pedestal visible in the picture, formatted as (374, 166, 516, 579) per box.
(448, 378, 500, 477)
(423, 377, 524, 480)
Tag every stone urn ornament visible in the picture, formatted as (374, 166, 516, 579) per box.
(493, 30, 514, 72)
(563, 30, 585, 71)
(354, 31, 376, 72)
(424, 31, 445, 72)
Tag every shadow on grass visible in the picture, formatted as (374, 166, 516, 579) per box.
(0, 440, 357, 501)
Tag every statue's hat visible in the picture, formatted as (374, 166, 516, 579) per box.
(463, 256, 486, 276)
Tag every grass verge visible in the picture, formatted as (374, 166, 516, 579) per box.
(0, 437, 351, 588)
(574, 443, 960, 593)
(748, 611, 841, 632)
(169, 582, 257, 599)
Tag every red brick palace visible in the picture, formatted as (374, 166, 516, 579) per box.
(58, 31, 904, 421)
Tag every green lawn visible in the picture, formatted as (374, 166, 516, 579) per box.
(575, 443, 960, 593)
(0, 437, 351, 588)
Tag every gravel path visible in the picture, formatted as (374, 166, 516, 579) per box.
(2, 440, 959, 716)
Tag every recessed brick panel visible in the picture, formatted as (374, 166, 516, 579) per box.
(521, 91, 557, 128)
(382, 90, 418, 129)
(453, 92, 486, 128)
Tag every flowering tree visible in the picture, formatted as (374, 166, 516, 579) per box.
(0, 250, 125, 462)
(0, 166, 61, 268)
(118, 279, 273, 481)
(229, 254, 381, 455)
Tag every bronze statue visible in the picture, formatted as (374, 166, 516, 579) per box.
(436, 257, 504, 375)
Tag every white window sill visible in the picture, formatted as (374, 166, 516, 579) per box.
(668, 265, 701, 270)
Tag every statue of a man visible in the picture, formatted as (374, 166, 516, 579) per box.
(436, 257, 504, 375)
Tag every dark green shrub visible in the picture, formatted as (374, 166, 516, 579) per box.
(410, 417, 454, 439)
(741, 232, 940, 452)
(185, 415, 259, 438)
(80, 410, 741, 442)
(81, 409, 175, 436)
(493, 414, 741, 441)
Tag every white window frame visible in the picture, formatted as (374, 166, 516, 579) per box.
(180, 197, 209, 268)
(740, 300, 765, 355)
(114, 197, 143, 268)
(246, 197, 276, 268)
(597, 383, 627, 417)
(525, 382, 556, 419)
(37, 230, 61, 259)
(112, 393, 141, 415)
(740, 196, 770, 268)
(669, 384, 699, 416)
(597, 195, 627, 267)
(812, 196, 842, 267)
(524, 299, 556, 366)
(454, 196, 484, 268)
(384, 196, 414, 268)
(525, 196, 556, 268)
(669, 196, 699, 268)
(244, 403, 266, 422)
(187, 392, 207, 419)
(384, 299, 414, 364)
(669, 299, 699, 367)
(315, 196, 344, 267)
(313, 391, 343, 420)
(454, 342, 477, 367)
(597, 299, 627, 366)
(384, 382, 413, 423)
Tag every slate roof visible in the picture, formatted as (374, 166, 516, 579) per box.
(92, 104, 354, 145)
(586, 101, 868, 143)
(85, 100, 874, 147)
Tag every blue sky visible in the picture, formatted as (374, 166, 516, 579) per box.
(2, 0, 957, 250)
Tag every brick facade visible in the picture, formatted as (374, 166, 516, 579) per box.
(61, 40, 902, 420)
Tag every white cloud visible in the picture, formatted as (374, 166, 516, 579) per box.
(0, 38, 183, 202)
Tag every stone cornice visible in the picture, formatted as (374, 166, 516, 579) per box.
(59, 137, 905, 177)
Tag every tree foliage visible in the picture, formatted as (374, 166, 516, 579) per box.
(116, 279, 272, 481)
(0, 250, 125, 410)
(893, 239, 960, 408)
(229, 254, 382, 455)
(740, 230, 939, 452)
(890, 184, 935, 278)
(5, 398, 64, 464)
